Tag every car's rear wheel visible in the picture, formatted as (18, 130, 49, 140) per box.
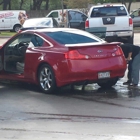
(38, 64, 56, 94)
(97, 78, 118, 88)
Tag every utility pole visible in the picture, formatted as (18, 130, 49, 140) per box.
(61, 0, 64, 22)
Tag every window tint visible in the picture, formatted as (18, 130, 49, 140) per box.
(91, 6, 127, 17)
(48, 12, 58, 18)
(45, 31, 98, 45)
(52, 18, 59, 27)
(68, 11, 87, 22)
(30, 35, 44, 47)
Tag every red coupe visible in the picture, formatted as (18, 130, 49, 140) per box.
(0, 28, 127, 93)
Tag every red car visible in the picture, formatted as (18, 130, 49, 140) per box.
(0, 28, 127, 94)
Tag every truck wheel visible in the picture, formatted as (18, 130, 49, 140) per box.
(97, 78, 118, 88)
(13, 25, 21, 32)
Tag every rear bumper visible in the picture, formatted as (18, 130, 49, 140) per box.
(106, 30, 133, 38)
(105, 30, 133, 42)
(55, 56, 127, 87)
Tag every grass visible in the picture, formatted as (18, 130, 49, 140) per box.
(0, 31, 16, 37)
(0, 27, 140, 37)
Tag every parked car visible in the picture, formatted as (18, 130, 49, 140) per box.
(0, 28, 127, 94)
(19, 17, 59, 32)
(86, 4, 134, 44)
(130, 8, 140, 27)
(0, 10, 27, 32)
(46, 9, 87, 30)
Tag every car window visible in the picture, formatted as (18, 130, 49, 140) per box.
(48, 12, 58, 18)
(4, 33, 33, 55)
(45, 31, 101, 45)
(52, 18, 59, 27)
(8, 34, 33, 48)
(68, 11, 87, 22)
(29, 35, 45, 47)
(91, 6, 127, 17)
(132, 10, 140, 17)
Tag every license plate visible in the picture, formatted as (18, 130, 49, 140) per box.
(98, 72, 110, 79)
(106, 32, 114, 36)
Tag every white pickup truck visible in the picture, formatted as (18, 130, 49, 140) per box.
(85, 4, 134, 44)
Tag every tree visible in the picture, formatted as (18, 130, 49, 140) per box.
(32, 0, 44, 10)
(44, 0, 49, 10)
(66, 0, 93, 8)
(3, 0, 11, 10)
(19, 0, 24, 10)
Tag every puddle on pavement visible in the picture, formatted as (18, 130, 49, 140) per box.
(61, 80, 140, 99)
(1, 78, 140, 99)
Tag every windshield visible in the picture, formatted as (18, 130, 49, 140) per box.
(91, 6, 127, 17)
(45, 30, 104, 45)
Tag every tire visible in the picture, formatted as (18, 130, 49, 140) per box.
(38, 64, 56, 94)
(97, 78, 118, 88)
(13, 24, 21, 32)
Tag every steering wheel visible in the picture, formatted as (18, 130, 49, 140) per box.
(15, 42, 28, 55)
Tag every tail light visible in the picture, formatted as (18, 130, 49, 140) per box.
(113, 47, 123, 56)
(85, 20, 89, 28)
(65, 50, 91, 60)
(129, 18, 133, 26)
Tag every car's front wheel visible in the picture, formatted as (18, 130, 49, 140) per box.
(38, 64, 56, 94)
(97, 78, 118, 88)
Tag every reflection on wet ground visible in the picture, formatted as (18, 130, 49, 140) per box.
(0, 78, 140, 100)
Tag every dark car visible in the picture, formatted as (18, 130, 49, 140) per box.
(0, 28, 126, 94)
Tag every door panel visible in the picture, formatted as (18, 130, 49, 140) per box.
(68, 10, 87, 30)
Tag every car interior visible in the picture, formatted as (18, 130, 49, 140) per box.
(4, 34, 33, 74)
(4, 33, 47, 74)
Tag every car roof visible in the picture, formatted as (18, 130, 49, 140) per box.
(23, 17, 54, 28)
(25, 28, 81, 33)
(24, 17, 53, 22)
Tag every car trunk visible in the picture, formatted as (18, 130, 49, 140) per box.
(67, 43, 122, 59)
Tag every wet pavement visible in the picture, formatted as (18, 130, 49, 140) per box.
(0, 72, 140, 140)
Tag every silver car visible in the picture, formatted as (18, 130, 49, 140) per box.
(19, 17, 59, 32)
(130, 8, 140, 27)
